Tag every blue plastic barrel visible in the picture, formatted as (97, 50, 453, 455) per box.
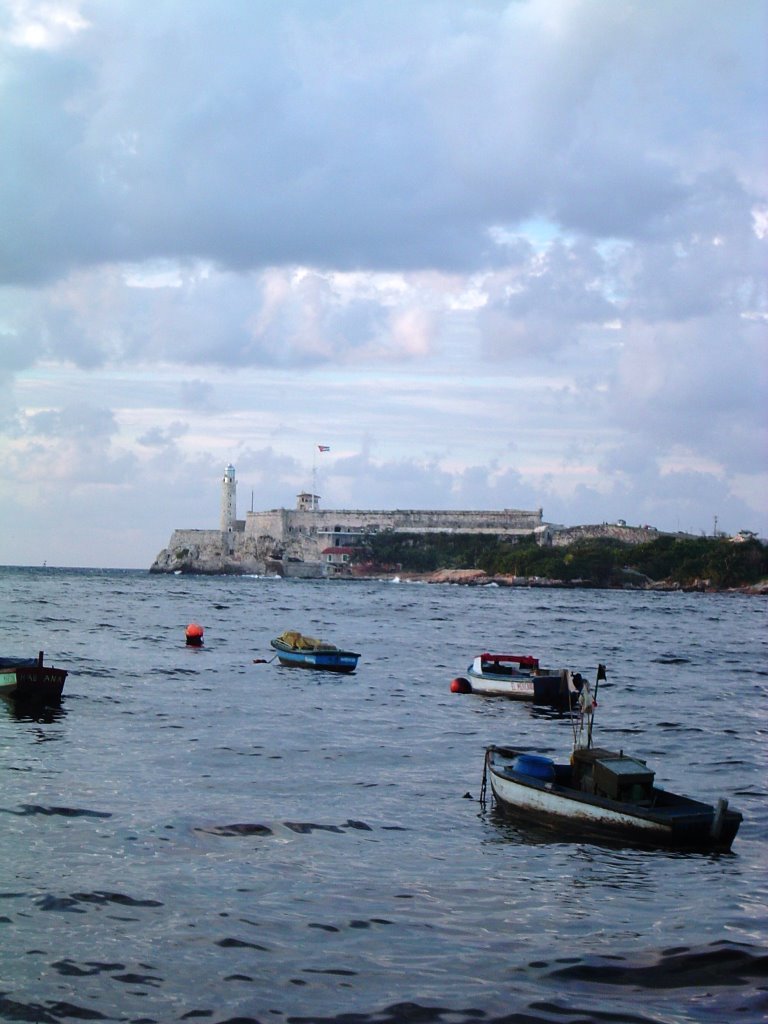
(513, 753, 555, 781)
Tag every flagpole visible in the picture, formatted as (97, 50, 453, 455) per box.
(313, 445, 330, 511)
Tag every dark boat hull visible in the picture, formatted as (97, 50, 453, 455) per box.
(485, 746, 742, 852)
(0, 653, 68, 704)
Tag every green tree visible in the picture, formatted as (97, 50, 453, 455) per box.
(354, 530, 766, 588)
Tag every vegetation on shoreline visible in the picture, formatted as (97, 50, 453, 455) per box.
(354, 532, 768, 589)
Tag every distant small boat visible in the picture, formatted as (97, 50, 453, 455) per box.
(270, 631, 360, 674)
(482, 667, 742, 851)
(453, 653, 584, 707)
(0, 651, 68, 704)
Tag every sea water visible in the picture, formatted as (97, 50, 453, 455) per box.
(0, 566, 766, 1023)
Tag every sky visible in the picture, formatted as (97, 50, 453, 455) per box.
(1, 0, 766, 569)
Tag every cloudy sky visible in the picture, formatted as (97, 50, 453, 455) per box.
(1, 0, 766, 568)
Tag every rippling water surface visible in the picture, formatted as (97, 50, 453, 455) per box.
(1, 566, 766, 1024)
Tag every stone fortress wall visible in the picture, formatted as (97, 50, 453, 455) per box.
(245, 505, 545, 560)
(548, 523, 661, 547)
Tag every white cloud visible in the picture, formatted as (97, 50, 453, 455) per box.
(3, 0, 89, 50)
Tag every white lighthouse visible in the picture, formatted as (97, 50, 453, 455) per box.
(220, 464, 237, 534)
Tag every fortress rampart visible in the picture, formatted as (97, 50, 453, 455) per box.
(548, 523, 661, 547)
(245, 505, 543, 542)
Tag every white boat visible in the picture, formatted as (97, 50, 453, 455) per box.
(482, 667, 742, 851)
(452, 652, 584, 707)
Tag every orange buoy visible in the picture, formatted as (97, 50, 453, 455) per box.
(450, 677, 472, 694)
(185, 623, 204, 646)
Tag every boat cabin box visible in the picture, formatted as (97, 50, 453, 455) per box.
(572, 747, 655, 802)
(594, 756, 654, 802)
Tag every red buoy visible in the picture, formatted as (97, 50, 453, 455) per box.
(450, 677, 472, 694)
(185, 623, 204, 646)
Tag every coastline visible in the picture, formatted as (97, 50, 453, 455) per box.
(361, 567, 768, 595)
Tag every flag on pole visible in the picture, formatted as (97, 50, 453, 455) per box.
(317, 445, 330, 452)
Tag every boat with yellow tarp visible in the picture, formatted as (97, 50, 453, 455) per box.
(270, 631, 360, 673)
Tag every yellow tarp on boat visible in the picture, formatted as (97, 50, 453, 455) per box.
(277, 630, 336, 651)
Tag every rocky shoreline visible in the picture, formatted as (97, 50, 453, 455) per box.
(370, 567, 768, 594)
(149, 556, 766, 594)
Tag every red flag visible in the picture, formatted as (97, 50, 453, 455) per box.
(317, 445, 330, 452)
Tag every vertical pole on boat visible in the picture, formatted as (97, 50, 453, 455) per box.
(568, 672, 579, 749)
(710, 797, 728, 841)
(587, 664, 606, 748)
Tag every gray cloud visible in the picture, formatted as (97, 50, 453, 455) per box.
(138, 421, 189, 448)
(2, 1, 764, 283)
(23, 403, 118, 439)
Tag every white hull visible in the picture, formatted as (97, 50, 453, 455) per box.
(466, 670, 535, 699)
(484, 746, 742, 850)
(488, 767, 667, 837)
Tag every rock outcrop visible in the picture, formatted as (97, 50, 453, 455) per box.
(150, 529, 262, 575)
(149, 528, 330, 577)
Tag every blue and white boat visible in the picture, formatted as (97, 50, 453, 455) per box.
(270, 631, 360, 674)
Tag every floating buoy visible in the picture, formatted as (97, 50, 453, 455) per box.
(450, 676, 472, 694)
(185, 623, 204, 646)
